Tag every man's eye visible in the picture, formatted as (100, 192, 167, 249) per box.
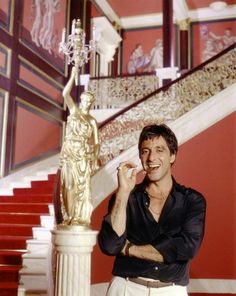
(141, 150, 149, 154)
(156, 148, 164, 153)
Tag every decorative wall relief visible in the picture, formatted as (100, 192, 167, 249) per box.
(191, 19, 236, 67)
(20, 0, 69, 73)
(30, 0, 60, 55)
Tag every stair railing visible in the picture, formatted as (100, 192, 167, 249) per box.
(96, 44, 236, 166)
(89, 73, 159, 109)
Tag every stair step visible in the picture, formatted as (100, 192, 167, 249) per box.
(32, 227, 52, 240)
(41, 215, 55, 228)
(20, 274, 47, 290)
(0, 194, 53, 203)
(0, 282, 18, 288)
(0, 224, 35, 236)
(21, 254, 47, 274)
(0, 250, 26, 265)
(0, 236, 31, 249)
(0, 203, 50, 213)
(0, 265, 21, 282)
(31, 180, 55, 188)
(13, 187, 54, 195)
(0, 282, 18, 296)
(0, 213, 48, 224)
(26, 239, 51, 254)
(48, 173, 56, 181)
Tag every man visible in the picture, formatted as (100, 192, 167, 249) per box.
(98, 124, 206, 296)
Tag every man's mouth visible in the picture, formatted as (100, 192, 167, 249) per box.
(146, 164, 160, 172)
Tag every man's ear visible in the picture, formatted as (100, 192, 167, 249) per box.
(170, 154, 176, 164)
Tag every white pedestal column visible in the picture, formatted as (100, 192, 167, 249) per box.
(52, 227, 98, 296)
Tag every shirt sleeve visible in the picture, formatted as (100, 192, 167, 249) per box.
(98, 196, 127, 256)
(152, 190, 206, 263)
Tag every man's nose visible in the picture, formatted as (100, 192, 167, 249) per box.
(148, 150, 156, 161)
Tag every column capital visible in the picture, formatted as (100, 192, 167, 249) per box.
(177, 18, 190, 31)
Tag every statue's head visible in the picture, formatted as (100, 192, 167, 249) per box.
(81, 91, 95, 102)
(80, 91, 95, 110)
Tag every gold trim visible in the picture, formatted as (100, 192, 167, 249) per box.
(15, 97, 64, 123)
(18, 55, 64, 89)
(188, 22, 191, 69)
(82, 0, 87, 30)
(18, 56, 66, 110)
(0, 43, 12, 78)
(9, 0, 15, 35)
(19, 39, 66, 76)
(177, 28, 180, 68)
(0, 0, 14, 35)
(0, 89, 9, 178)
(17, 80, 64, 110)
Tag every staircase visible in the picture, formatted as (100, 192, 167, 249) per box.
(0, 175, 55, 296)
(0, 46, 235, 296)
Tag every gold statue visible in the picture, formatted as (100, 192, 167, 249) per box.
(59, 66, 100, 227)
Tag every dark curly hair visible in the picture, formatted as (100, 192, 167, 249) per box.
(138, 124, 178, 156)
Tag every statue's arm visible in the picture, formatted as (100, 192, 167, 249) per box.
(62, 67, 78, 111)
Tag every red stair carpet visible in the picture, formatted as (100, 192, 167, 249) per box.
(0, 173, 234, 296)
(0, 174, 55, 296)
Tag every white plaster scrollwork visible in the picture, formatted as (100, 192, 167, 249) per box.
(92, 17, 122, 76)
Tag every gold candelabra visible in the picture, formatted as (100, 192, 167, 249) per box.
(59, 19, 97, 83)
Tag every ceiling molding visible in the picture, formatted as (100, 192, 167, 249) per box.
(93, 0, 121, 25)
(93, 0, 236, 30)
(120, 13, 163, 29)
(189, 5, 236, 22)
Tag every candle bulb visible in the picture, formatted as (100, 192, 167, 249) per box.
(61, 28, 66, 43)
(92, 26, 95, 40)
(72, 19, 75, 35)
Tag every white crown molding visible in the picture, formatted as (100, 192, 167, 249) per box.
(120, 13, 163, 29)
(189, 5, 236, 22)
(93, 0, 120, 25)
(93, 0, 236, 30)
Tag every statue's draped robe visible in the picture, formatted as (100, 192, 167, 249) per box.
(59, 107, 94, 225)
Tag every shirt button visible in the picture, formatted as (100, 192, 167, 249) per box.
(154, 266, 159, 271)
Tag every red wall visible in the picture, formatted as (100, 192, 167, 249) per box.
(14, 106, 61, 165)
(91, 112, 236, 283)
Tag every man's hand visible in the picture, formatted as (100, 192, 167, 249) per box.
(110, 161, 137, 237)
(117, 161, 138, 197)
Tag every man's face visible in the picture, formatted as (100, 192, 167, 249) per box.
(139, 136, 175, 182)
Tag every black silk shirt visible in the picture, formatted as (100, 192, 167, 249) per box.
(98, 178, 206, 286)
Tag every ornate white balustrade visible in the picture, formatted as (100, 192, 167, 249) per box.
(97, 47, 236, 166)
(89, 74, 159, 109)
